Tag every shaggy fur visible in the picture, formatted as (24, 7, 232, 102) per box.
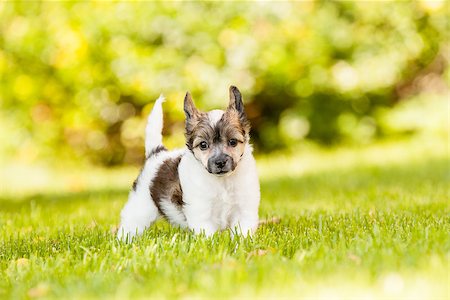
(117, 86, 260, 241)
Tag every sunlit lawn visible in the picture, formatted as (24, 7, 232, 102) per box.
(0, 135, 448, 299)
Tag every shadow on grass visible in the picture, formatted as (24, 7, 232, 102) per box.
(0, 188, 129, 212)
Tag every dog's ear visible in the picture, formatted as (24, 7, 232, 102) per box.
(228, 85, 251, 137)
(184, 92, 201, 150)
(228, 86, 245, 116)
(184, 92, 198, 120)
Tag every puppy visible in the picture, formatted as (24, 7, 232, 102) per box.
(117, 86, 260, 241)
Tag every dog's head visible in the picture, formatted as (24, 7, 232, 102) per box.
(184, 86, 251, 176)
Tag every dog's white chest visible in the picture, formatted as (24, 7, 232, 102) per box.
(178, 146, 259, 236)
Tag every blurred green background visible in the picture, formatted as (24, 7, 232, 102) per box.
(0, 3, 449, 298)
(0, 1, 448, 166)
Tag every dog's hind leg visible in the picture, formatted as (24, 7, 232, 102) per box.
(117, 185, 159, 242)
(145, 94, 165, 157)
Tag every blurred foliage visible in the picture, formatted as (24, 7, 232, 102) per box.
(0, 1, 448, 165)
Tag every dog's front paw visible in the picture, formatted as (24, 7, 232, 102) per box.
(190, 222, 217, 237)
(116, 225, 143, 243)
(230, 220, 258, 238)
(116, 226, 133, 243)
(230, 228, 254, 238)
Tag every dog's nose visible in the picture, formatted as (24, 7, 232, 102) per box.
(215, 158, 227, 169)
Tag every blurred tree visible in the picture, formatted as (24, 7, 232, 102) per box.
(0, 1, 448, 165)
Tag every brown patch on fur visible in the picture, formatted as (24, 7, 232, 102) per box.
(219, 109, 250, 142)
(150, 156, 183, 217)
(146, 145, 167, 160)
(132, 145, 168, 192)
(215, 110, 248, 164)
(183, 92, 209, 151)
(185, 113, 210, 151)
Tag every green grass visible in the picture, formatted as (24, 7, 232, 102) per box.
(0, 136, 449, 299)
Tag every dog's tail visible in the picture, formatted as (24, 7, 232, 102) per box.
(145, 94, 165, 157)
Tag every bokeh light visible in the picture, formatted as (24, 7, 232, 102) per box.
(0, 1, 448, 165)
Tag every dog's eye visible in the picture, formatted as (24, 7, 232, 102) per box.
(228, 139, 238, 147)
(199, 141, 209, 150)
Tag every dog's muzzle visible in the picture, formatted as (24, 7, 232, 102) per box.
(207, 153, 234, 175)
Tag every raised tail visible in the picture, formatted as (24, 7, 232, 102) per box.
(145, 94, 165, 157)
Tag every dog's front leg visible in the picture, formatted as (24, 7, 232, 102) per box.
(189, 221, 217, 237)
(184, 204, 218, 237)
(230, 188, 260, 237)
(186, 214, 218, 236)
(230, 210, 259, 237)
(229, 153, 260, 237)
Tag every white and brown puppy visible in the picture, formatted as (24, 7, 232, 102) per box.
(117, 86, 260, 241)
